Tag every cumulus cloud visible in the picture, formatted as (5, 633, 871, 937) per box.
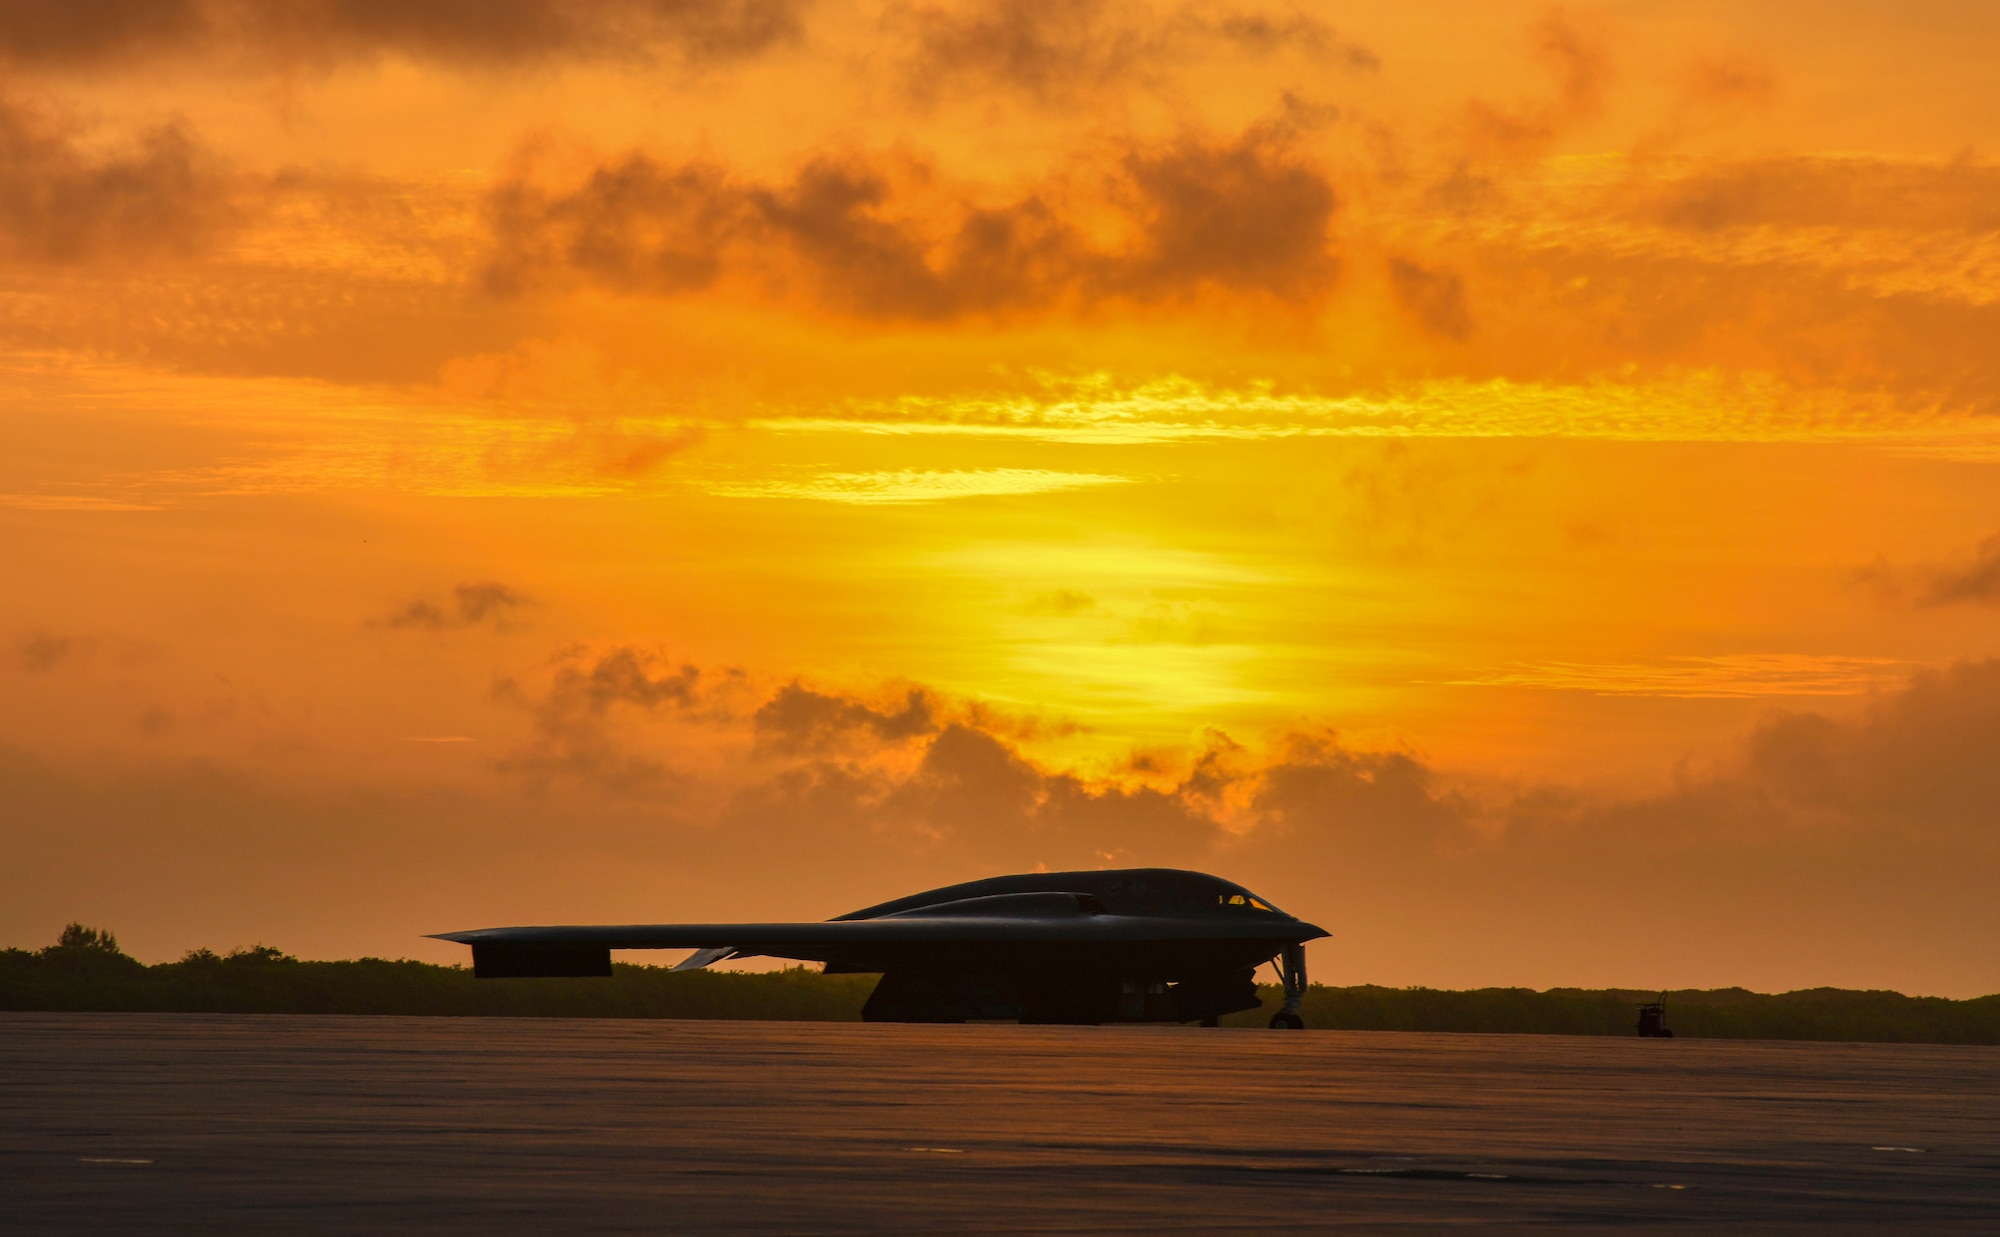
(719, 716, 1223, 873)
(482, 122, 1339, 318)
(502, 646, 2000, 871)
(532, 645, 704, 714)
(380, 581, 531, 630)
(810, 658, 2000, 876)
(1255, 661, 2000, 864)
(9, 650, 2000, 986)
(1695, 663, 2000, 832)
(495, 644, 714, 788)
(0, 93, 231, 264)
(753, 681, 938, 754)
(0, 0, 806, 70)
(1111, 126, 1337, 300)
(871, 722, 1222, 868)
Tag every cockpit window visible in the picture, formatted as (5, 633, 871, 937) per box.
(1218, 892, 1278, 913)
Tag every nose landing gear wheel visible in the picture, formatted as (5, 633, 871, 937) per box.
(1270, 942, 1308, 1029)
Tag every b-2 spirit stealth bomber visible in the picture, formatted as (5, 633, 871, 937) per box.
(434, 867, 1326, 1027)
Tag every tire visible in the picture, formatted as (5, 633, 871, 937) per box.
(1269, 1011, 1305, 1030)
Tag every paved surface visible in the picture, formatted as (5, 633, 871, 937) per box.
(3, 1013, 1997, 1233)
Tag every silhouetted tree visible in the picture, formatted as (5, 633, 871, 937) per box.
(225, 945, 294, 965)
(52, 924, 123, 955)
(38, 923, 142, 976)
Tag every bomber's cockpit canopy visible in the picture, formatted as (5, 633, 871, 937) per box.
(837, 867, 1292, 921)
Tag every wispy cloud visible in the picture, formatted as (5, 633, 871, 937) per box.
(759, 371, 2000, 455)
(705, 468, 1132, 503)
(1447, 654, 1916, 699)
(0, 493, 164, 510)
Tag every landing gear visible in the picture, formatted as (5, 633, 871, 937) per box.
(1269, 942, 1308, 1029)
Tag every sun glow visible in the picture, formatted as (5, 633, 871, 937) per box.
(5, 0, 2000, 994)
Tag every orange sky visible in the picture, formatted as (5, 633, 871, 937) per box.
(4, 0, 2000, 995)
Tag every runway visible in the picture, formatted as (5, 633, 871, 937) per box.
(4, 1013, 1996, 1233)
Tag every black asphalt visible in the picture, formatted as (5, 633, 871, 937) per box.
(3, 1013, 1996, 1233)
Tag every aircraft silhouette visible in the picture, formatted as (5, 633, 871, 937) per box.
(435, 868, 1326, 1027)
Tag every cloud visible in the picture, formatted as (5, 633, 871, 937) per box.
(1110, 125, 1338, 300)
(1203, 7, 1375, 68)
(1617, 157, 2000, 235)
(14, 631, 79, 672)
(733, 656, 2000, 886)
(1623, 660, 2000, 840)
(381, 581, 531, 630)
(0, 0, 807, 70)
(1234, 730, 1476, 868)
(483, 122, 1339, 319)
(1907, 534, 2000, 607)
(1387, 256, 1472, 340)
(0, 93, 231, 264)
(0, 0, 205, 67)
(495, 644, 713, 789)
(723, 715, 1222, 872)
(1448, 654, 1915, 699)
(1461, 7, 1612, 160)
(874, 722, 1220, 867)
(10, 650, 2000, 988)
(1383, 160, 2000, 410)
(536, 645, 704, 713)
(753, 681, 938, 754)
(1245, 660, 2000, 863)
(895, 0, 1150, 107)
(1633, 52, 1778, 154)
(1026, 588, 1097, 615)
(481, 157, 741, 298)
(705, 468, 1130, 503)
(891, 0, 1374, 109)
(1676, 53, 1776, 114)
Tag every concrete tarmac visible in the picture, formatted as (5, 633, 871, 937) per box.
(3, 1013, 1997, 1233)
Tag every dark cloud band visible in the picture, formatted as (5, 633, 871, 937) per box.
(0, 0, 806, 69)
(481, 124, 1341, 319)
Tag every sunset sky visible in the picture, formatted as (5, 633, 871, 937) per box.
(4, 0, 2000, 995)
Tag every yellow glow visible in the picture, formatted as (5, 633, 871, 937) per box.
(5, 1, 2000, 994)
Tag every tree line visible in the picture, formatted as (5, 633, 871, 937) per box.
(6, 924, 1998, 1043)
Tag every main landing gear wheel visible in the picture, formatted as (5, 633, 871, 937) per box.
(1269, 1011, 1306, 1030)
